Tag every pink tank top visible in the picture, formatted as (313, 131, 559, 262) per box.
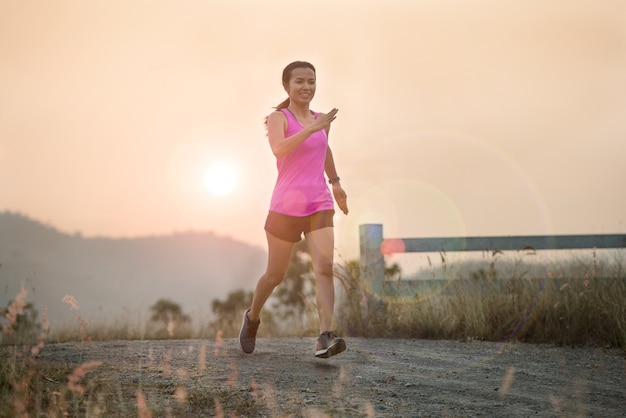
(268, 109, 334, 216)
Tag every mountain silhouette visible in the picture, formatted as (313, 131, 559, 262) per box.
(0, 211, 266, 327)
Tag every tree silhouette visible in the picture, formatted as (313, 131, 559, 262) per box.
(271, 240, 315, 319)
(211, 289, 253, 318)
(149, 299, 190, 338)
(209, 289, 257, 338)
(385, 262, 402, 280)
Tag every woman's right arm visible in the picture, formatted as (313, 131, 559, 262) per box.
(267, 109, 338, 158)
(267, 111, 312, 158)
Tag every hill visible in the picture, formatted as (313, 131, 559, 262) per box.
(0, 211, 266, 325)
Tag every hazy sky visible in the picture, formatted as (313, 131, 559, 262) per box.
(2, 0, 625, 261)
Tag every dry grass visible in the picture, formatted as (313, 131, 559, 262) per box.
(336, 250, 626, 350)
(0, 287, 263, 416)
(0, 251, 624, 416)
(0, 344, 266, 417)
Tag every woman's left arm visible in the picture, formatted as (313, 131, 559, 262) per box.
(325, 146, 348, 215)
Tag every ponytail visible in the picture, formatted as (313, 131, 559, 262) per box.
(275, 97, 290, 110)
(265, 97, 290, 127)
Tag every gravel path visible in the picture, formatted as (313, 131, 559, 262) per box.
(37, 338, 626, 417)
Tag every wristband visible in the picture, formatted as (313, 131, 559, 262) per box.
(328, 177, 341, 185)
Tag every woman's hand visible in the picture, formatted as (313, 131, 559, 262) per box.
(308, 108, 338, 133)
(332, 184, 348, 215)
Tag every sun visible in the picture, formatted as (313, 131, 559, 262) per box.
(204, 162, 237, 196)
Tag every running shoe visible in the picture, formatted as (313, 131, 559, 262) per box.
(315, 331, 346, 358)
(239, 308, 260, 354)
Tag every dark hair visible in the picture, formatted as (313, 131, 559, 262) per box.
(274, 61, 316, 110)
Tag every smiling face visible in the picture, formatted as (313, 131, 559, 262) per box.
(284, 67, 316, 106)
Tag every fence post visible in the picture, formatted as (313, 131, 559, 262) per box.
(359, 224, 386, 331)
(359, 224, 385, 295)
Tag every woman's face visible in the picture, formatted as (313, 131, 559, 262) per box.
(284, 67, 316, 105)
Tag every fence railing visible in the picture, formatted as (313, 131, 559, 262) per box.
(359, 223, 626, 296)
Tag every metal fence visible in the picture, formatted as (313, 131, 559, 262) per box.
(359, 223, 626, 296)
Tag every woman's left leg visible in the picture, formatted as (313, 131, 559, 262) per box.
(305, 226, 335, 334)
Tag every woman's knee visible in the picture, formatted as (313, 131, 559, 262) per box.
(261, 271, 285, 288)
(314, 261, 334, 281)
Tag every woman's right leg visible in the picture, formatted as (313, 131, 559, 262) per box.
(247, 231, 295, 322)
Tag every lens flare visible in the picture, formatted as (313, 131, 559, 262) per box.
(336, 129, 555, 370)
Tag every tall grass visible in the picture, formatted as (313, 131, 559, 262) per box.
(336, 250, 626, 350)
(1, 252, 624, 415)
(0, 339, 265, 416)
(2, 252, 624, 349)
(0, 293, 264, 416)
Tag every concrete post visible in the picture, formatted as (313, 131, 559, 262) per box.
(359, 224, 385, 294)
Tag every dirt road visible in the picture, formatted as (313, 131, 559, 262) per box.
(37, 338, 625, 417)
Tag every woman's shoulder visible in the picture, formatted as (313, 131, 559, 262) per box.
(266, 109, 288, 129)
(267, 109, 287, 120)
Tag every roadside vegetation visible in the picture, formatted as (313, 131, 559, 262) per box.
(1, 248, 624, 416)
(337, 250, 625, 350)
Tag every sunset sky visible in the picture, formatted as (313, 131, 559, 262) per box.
(2, 0, 625, 262)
